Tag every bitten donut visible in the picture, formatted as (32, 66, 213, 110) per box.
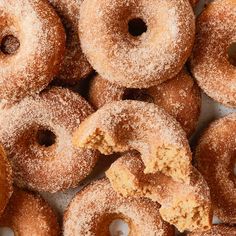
(0, 87, 99, 192)
(195, 114, 236, 223)
(106, 153, 212, 232)
(48, 0, 92, 84)
(188, 225, 236, 236)
(73, 101, 192, 182)
(79, 0, 195, 88)
(64, 178, 174, 236)
(0, 144, 12, 216)
(190, 0, 236, 107)
(89, 70, 201, 137)
(0, 189, 59, 236)
(0, 0, 65, 101)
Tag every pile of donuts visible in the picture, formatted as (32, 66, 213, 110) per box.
(0, 0, 235, 235)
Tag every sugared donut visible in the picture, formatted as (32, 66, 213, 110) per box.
(0, 0, 65, 101)
(0, 189, 59, 236)
(188, 225, 236, 236)
(0, 87, 99, 192)
(106, 153, 212, 232)
(190, 0, 236, 107)
(195, 114, 236, 223)
(89, 70, 201, 137)
(48, 0, 92, 84)
(64, 178, 174, 236)
(79, 0, 195, 88)
(0, 144, 12, 216)
(73, 101, 192, 182)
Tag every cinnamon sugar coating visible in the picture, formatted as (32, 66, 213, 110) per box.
(64, 178, 174, 236)
(195, 113, 236, 223)
(0, 87, 99, 193)
(0, 189, 60, 236)
(79, 0, 195, 88)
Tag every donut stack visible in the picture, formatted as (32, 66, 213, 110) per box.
(0, 0, 235, 235)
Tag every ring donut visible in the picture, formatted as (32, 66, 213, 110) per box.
(0, 144, 12, 216)
(73, 101, 192, 182)
(195, 114, 236, 223)
(79, 0, 195, 88)
(89, 70, 201, 137)
(190, 0, 236, 107)
(0, 87, 99, 192)
(63, 178, 174, 236)
(106, 152, 212, 232)
(48, 0, 92, 84)
(0, 189, 59, 236)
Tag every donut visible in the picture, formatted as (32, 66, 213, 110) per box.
(79, 0, 195, 88)
(190, 0, 236, 107)
(64, 178, 174, 236)
(89, 70, 201, 137)
(0, 144, 12, 216)
(73, 100, 192, 182)
(0, 0, 65, 101)
(0, 87, 99, 192)
(188, 225, 236, 236)
(48, 0, 93, 84)
(0, 189, 60, 236)
(195, 114, 236, 223)
(106, 152, 212, 232)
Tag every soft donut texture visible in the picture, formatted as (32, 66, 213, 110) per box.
(106, 153, 212, 232)
(190, 0, 236, 107)
(0, 87, 99, 192)
(195, 114, 236, 223)
(188, 225, 236, 236)
(73, 101, 192, 182)
(64, 178, 174, 236)
(48, 0, 92, 84)
(0, 145, 12, 216)
(0, 189, 59, 236)
(79, 0, 195, 88)
(0, 0, 65, 101)
(89, 70, 201, 137)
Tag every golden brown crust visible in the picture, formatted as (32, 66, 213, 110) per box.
(0, 189, 60, 236)
(195, 114, 236, 223)
(79, 0, 195, 88)
(89, 70, 201, 137)
(0, 144, 12, 216)
(0, 87, 99, 192)
(64, 178, 174, 236)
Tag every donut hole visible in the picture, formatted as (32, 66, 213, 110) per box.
(109, 219, 130, 236)
(1, 35, 20, 55)
(227, 42, 236, 66)
(128, 18, 147, 37)
(123, 88, 154, 103)
(0, 227, 15, 236)
(36, 129, 56, 147)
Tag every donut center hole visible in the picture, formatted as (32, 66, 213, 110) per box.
(36, 129, 56, 147)
(123, 88, 154, 103)
(227, 42, 236, 66)
(109, 219, 130, 236)
(0, 227, 15, 236)
(1, 35, 20, 55)
(128, 18, 147, 37)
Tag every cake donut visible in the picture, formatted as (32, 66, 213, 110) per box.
(89, 70, 201, 137)
(73, 101, 192, 182)
(188, 225, 236, 236)
(106, 153, 212, 232)
(79, 0, 195, 88)
(64, 178, 174, 236)
(48, 0, 92, 84)
(195, 114, 236, 223)
(0, 0, 65, 101)
(0, 189, 60, 236)
(0, 87, 99, 192)
(190, 0, 236, 107)
(0, 144, 12, 216)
